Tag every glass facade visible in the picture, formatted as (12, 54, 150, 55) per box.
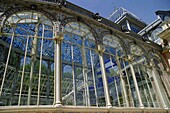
(0, 1, 169, 111)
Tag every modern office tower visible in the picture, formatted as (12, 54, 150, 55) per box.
(108, 7, 147, 33)
(0, 0, 169, 113)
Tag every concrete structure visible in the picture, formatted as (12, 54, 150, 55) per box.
(0, 0, 169, 113)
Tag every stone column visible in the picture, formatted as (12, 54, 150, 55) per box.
(150, 59, 170, 108)
(126, 55, 144, 108)
(97, 45, 112, 108)
(147, 69, 160, 107)
(162, 70, 170, 99)
(54, 23, 64, 107)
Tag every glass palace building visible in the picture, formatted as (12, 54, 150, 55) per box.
(108, 7, 147, 34)
(0, 0, 170, 113)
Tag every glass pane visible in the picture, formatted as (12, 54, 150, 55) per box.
(0, 11, 54, 106)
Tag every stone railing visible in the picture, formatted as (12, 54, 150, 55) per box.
(0, 106, 169, 113)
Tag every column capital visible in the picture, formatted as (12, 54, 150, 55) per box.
(149, 59, 155, 68)
(53, 21, 64, 42)
(54, 31, 62, 106)
(123, 55, 134, 63)
(97, 44, 105, 54)
(143, 62, 152, 69)
(54, 32, 64, 42)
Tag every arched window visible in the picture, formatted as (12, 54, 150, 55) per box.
(130, 44, 159, 107)
(103, 35, 124, 57)
(0, 11, 54, 106)
(102, 34, 128, 107)
(150, 52, 170, 100)
(62, 22, 102, 106)
(150, 52, 166, 70)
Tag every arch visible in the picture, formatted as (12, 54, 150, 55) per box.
(148, 50, 168, 70)
(1, 10, 55, 57)
(101, 31, 128, 107)
(61, 17, 99, 44)
(0, 7, 56, 106)
(128, 41, 150, 63)
(0, 7, 57, 32)
(61, 18, 103, 106)
(100, 31, 128, 56)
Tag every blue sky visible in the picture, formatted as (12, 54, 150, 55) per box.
(67, 0, 170, 24)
